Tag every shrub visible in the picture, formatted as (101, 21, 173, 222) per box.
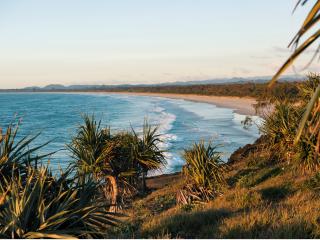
(260, 74, 319, 171)
(0, 166, 119, 238)
(260, 101, 300, 162)
(0, 121, 119, 238)
(294, 75, 320, 171)
(177, 141, 227, 204)
(69, 115, 166, 211)
(0, 121, 52, 183)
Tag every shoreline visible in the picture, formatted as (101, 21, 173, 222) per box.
(1, 91, 260, 116)
(100, 92, 258, 116)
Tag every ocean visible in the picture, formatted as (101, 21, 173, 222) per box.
(0, 92, 261, 174)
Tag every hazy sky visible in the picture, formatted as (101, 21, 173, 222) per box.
(0, 0, 318, 88)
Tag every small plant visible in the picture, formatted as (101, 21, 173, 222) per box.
(304, 172, 320, 192)
(241, 116, 253, 130)
(177, 141, 227, 204)
(260, 101, 300, 162)
(237, 167, 282, 188)
(0, 121, 52, 183)
(233, 190, 263, 209)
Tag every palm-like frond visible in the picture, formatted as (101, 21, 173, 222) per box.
(0, 121, 52, 182)
(178, 141, 227, 204)
(269, 0, 320, 145)
(132, 120, 166, 171)
(68, 114, 110, 179)
(0, 166, 119, 239)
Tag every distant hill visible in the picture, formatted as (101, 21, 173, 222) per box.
(16, 74, 303, 91)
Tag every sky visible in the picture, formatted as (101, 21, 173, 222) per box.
(0, 0, 318, 89)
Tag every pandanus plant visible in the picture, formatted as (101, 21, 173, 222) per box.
(68, 114, 111, 182)
(0, 120, 119, 238)
(0, 121, 52, 183)
(132, 120, 166, 192)
(260, 101, 301, 161)
(69, 115, 166, 211)
(177, 141, 227, 204)
(0, 166, 119, 239)
(270, 0, 320, 158)
(295, 74, 320, 170)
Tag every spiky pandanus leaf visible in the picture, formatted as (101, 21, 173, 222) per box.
(294, 75, 320, 170)
(269, 0, 320, 146)
(0, 121, 52, 183)
(131, 120, 167, 191)
(260, 101, 301, 161)
(177, 141, 227, 204)
(0, 166, 120, 239)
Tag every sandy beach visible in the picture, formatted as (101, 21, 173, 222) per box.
(102, 92, 258, 116)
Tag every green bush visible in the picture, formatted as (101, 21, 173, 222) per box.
(0, 122, 119, 238)
(177, 141, 227, 204)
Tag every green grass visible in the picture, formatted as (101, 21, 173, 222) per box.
(236, 167, 282, 188)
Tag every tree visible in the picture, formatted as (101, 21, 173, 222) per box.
(132, 120, 166, 192)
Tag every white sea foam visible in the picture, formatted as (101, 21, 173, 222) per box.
(150, 105, 180, 172)
(170, 99, 233, 120)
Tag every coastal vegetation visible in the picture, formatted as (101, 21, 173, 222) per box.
(106, 74, 320, 238)
(0, 122, 119, 238)
(12, 81, 301, 102)
(177, 141, 227, 205)
(68, 116, 166, 212)
(0, 73, 318, 238)
(0, 0, 319, 238)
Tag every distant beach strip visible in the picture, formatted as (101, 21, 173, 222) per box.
(101, 92, 258, 116)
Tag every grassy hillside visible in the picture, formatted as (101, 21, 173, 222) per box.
(106, 74, 320, 238)
(108, 136, 320, 238)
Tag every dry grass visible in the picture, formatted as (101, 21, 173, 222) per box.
(107, 146, 320, 239)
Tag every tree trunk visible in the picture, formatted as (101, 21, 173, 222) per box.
(107, 175, 118, 212)
(142, 170, 147, 193)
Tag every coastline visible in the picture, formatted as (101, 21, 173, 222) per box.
(100, 92, 258, 116)
(1, 91, 260, 116)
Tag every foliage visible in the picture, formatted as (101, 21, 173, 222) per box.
(0, 121, 119, 239)
(304, 172, 320, 191)
(295, 74, 320, 169)
(0, 166, 118, 239)
(0, 121, 51, 183)
(241, 116, 253, 130)
(131, 120, 166, 191)
(269, 0, 320, 150)
(68, 114, 110, 181)
(260, 101, 300, 161)
(236, 167, 282, 188)
(69, 115, 166, 211)
(259, 74, 319, 170)
(177, 141, 227, 204)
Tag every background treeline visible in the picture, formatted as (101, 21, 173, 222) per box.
(7, 81, 302, 102)
(115, 82, 300, 100)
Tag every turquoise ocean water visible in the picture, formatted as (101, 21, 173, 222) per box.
(0, 93, 261, 174)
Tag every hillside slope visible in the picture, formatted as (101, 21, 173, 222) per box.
(108, 137, 320, 238)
